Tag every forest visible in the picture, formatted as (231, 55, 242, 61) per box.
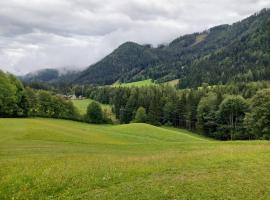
(78, 81, 270, 140)
(2, 69, 270, 141)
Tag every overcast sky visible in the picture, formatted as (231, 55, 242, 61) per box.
(0, 0, 269, 75)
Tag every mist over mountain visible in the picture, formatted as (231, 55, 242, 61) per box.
(22, 9, 270, 88)
(73, 9, 269, 87)
(19, 67, 82, 83)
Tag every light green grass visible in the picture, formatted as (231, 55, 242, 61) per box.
(1, 118, 270, 199)
(113, 79, 156, 87)
(162, 79, 179, 87)
(72, 99, 116, 122)
(192, 33, 208, 46)
(72, 99, 112, 114)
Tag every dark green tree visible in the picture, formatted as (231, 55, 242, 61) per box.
(86, 101, 104, 123)
(163, 101, 175, 125)
(245, 89, 270, 139)
(218, 95, 249, 140)
(134, 107, 147, 123)
(197, 92, 218, 135)
(0, 71, 18, 117)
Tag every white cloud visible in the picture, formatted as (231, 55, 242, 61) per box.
(0, 0, 269, 74)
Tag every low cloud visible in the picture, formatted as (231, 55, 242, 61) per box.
(0, 0, 269, 74)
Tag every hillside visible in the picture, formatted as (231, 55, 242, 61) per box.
(73, 8, 270, 87)
(1, 118, 270, 199)
(19, 68, 80, 84)
(19, 9, 270, 88)
(75, 42, 162, 85)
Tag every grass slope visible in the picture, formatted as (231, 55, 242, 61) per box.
(162, 79, 179, 87)
(1, 118, 270, 199)
(72, 99, 112, 114)
(112, 79, 156, 87)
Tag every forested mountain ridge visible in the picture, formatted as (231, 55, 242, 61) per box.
(20, 9, 270, 87)
(20, 68, 80, 83)
(74, 42, 162, 85)
(73, 8, 270, 87)
(180, 8, 270, 87)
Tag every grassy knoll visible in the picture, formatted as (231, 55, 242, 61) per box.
(1, 118, 270, 199)
(112, 79, 156, 87)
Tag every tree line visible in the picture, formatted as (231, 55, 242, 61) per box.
(2, 70, 270, 140)
(0, 70, 79, 119)
(83, 81, 270, 140)
(0, 71, 109, 123)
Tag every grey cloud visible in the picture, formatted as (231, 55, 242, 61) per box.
(0, 0, 269, 75)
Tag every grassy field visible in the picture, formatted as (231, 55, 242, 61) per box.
(112, 79, 180, 88)
(112, 79, 156, 87)
(71, 99, 112, 115)
(162, 79, 179, 87)
(1, 118, 270, 199)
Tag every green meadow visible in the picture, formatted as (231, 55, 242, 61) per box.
(1, 118, 270, 199)
(112, 79, 181, 88)
(72, 99, 116, 122)
(71, 99, 112, 115)
(112, 79, 156, 87)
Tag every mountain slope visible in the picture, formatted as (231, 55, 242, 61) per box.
(75, 42, 162, 85)
(74, 8, 270, 87)
(20, 68, 80, 83)
(179, 8, 270, 87)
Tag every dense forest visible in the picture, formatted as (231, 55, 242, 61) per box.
(76, 81, 270, 140)
(2, 68, 270, 140)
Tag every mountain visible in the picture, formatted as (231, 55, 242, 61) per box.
(20, 68, 80, 83)
(74, 42, 163, 85)
(21, 9, 270, 88)
(73, 8, 270, 87)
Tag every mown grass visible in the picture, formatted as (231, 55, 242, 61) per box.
(162, 79, 179, 87)
(112, 79, 156, 87)
(72, 99, 116, 122)
(71, 99, 112, 115)
(0, 118, 270, 199)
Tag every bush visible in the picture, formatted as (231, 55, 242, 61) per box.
(134, 107, 147, 123)
(85, 101, 104, 123)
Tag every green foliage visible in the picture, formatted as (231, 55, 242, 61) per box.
(85, 101, 104, 123)
(197, 92, 219, 135)
(36, 90, 79, 120)
(86, 80, 270, 140)
(245, 89, 270, 138)
(134, 107, 147, 123)
(0, 70, 79, 120)
(217, 96, 249, 140)
(163, 101, 175, 125)
(0, 71, 28, 117)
